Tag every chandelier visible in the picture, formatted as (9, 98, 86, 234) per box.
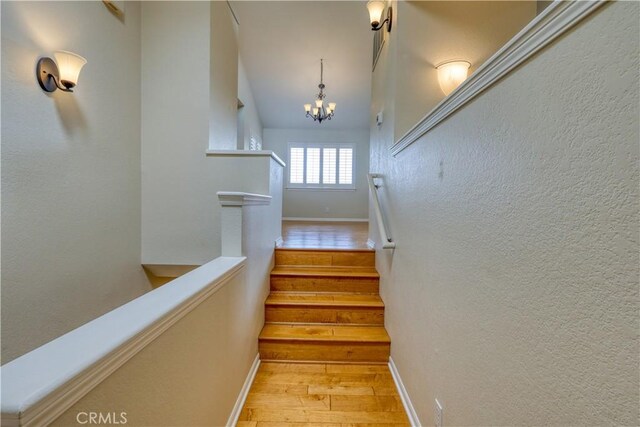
(303, 59, 336, 123)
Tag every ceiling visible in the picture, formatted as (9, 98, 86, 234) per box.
(230, 1, 373, 130)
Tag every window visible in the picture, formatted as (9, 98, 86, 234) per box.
(287, 143, 356, 189)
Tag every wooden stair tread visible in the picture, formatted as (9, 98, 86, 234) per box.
(266, 293, 384, 308)
(259, 324, 390, 343)
(275, 247, 375, 253)
(271, 266, 379, 278)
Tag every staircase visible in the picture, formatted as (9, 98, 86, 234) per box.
(258, 248, 390, 364)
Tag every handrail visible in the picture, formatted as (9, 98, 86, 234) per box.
(368, 173, 395, 249)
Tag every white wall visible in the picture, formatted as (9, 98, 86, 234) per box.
(141, 1, 215, 265)
(210, 1, 238, 151)
(371, 1, 639, 425)
(394, 1, 537, 140)
(264, 128, 369, 219)
(141, 2, 272, 265)
(1, 1, 150, 363)
(238, 58, 264, 150)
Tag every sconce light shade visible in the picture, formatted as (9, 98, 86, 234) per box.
(36, 50, 86, 93)
(367, 0, 392, 32)
(367, 1, 385, 26)
(436, 60, 470, 96)
(54, 51, 87, 88)
(304, 104, 312, 112)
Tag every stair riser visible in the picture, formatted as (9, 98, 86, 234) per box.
(259, 341, 390, 363)
(275, 250, 375, 267)
(271, 276, 379, 293)
(265, 307, 384, 325)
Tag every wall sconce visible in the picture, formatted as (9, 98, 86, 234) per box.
(36, 51, 87, 93)
(436, 60, 471, 96)
(367, 1, 392, 32)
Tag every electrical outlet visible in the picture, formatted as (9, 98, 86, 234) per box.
(435, 399, 443, 427)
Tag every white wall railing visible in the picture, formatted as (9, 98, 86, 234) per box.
(368, 173, 395, 249)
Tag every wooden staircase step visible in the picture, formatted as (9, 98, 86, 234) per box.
(270, 266, 380, 294)
(275, 248, 375, 267)
(265, 293, 384, 325)
(260, 324, 390, 342)
(271, 266, 379, 278)
(259, 324, 390, 363)
(266, 293, 384, 306)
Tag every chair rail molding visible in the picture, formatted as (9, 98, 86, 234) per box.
(390, 0, 605, 157)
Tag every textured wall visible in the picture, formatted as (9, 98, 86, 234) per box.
(394, 1, 537, 140)
(1, 1, 150, 363)
(141, 1, 216, 265)
(371, 1, 639, 425)
(264, 128, 370, 219)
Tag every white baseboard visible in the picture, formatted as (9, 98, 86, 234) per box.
(227, 354, 260, 427)
(389, 356, 421, 427)
(282, 217, 368, 223)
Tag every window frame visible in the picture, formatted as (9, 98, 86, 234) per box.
(286, 142, 356, 190)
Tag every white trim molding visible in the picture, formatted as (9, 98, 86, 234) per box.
(282, 217, 368, 223)
(388, 357, 421, 427)
(1, 257, 246, 427)
(275, 236, 284, 248)
(218, 192, 272, 256)
(206, 150, 286, 168)
(217, 192, 272, 207)
(226, 354, 261, 427)
(390, 0, 606, 157)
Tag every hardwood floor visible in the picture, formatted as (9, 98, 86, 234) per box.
(281, 221, 369, 250)
(244, 221, 409, 425)
(238, 362, 410, 426)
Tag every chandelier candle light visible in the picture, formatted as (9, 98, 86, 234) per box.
(304, 59, 336, 124)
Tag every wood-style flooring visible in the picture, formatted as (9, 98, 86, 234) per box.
(238, 362, 410, 426)
(241, 221, 409, 425)
(281, 221, 369, 250)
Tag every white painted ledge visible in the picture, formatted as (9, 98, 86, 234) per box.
(390, 0, 605, 156)
(0, 256, 246, 427)
(218, 192, 272, 257)
(206, 150, 286, 168)
(142, 264, 199, 278)
(217, 192, 272, 207)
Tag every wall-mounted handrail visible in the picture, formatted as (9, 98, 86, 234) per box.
(368, 173, 395, 249)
